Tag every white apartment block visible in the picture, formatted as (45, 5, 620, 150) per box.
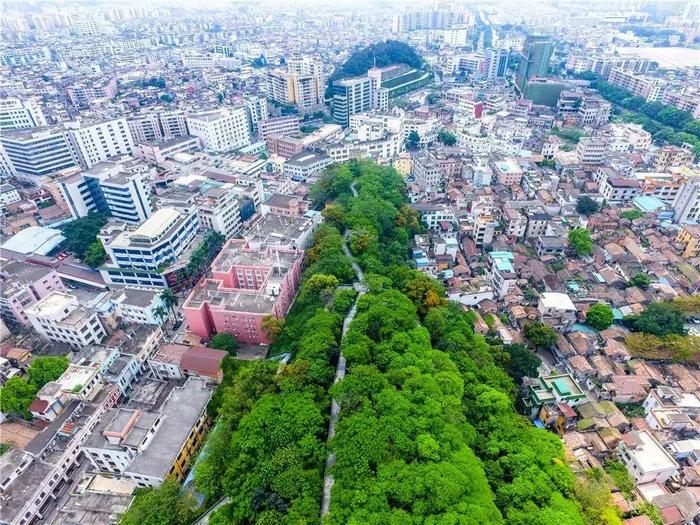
(576, 137, 608, 165)
(244, 96, 269, 134)
(59, 158, 154, 223)
(608, 68, 665, 102)
(0, 127, 79, 178)
(599, 177, 641, 202)
(258, 116, 300, 140)
(618, 429, 680, 484)
(673, 176, 700, 224)
(196, 187, 242, 239)
(100, 208, 199, 287)
(186, 107, 251, 152)
(128, 111, 189, 144)
(0, 97, 47, 130)
(412, 151, 443, 190)
(26, 291, 107, 348)
(404, 117, 439, 146)
(65, 117, 135, 169)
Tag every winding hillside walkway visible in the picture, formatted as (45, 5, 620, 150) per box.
(321, 183, 365, 518)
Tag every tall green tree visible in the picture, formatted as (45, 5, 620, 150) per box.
(624, 302, 686, 337)
(209, 332, 239, 355)
(502, 343, 542, 385)
(406, 130, 421, 150)
(61, 213, 108, 258)
(119, 481, 198, 525)
(437, 129, 457, 146)
(27, 355, 69, 388)
(83, 241, 107, 268)
(568, 227, 593, 257)
(524, 321, 558, 348)
(576, 196, 599, 216)
(586, 304, 614, 330)
(0, 377, 38, 419)
(160, 288, 178, 319)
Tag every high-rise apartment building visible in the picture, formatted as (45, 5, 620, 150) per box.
(65, 117, 135, 169)
(608, 68, 665, 102)
(59, 158, 154, 223)
(186, 107, 251, 152)
(673, 169, 700, 224)
(0, 127, 79, 178)
(127, 111, 189, 144)
(244, 96, 269, 135)
(516, 35, 554, 94)
(263, 56, 324, 114)
(484, 48, 509, 79)
(0, 97, 47, 130)
(332, 76, 372, 126)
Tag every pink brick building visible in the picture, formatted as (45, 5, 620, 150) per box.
(182, 239, 303, 344)
(0, 261, 66, 327)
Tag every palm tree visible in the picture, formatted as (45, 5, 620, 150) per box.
(160, 288, 178, 320)
(153, 305, 169, 335)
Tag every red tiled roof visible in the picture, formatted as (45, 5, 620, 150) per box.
(28, 398, 50, 413)
(180, 346, 226, 379)
(659, 505, 683, 524)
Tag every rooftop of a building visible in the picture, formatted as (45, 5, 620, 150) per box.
(0, 226, 66, 256)
(25, 291, 77, 319)
(118, 287, 159, 308)
(126, 377, 211, 480)
(108, 208, 191, 249)
(624, 429, 680, 473)
(285, 150, 331, 167)
(244, 213, 314, 247)
(540, 292, 577, 311)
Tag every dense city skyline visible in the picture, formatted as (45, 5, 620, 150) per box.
(0, 1, 699, 524)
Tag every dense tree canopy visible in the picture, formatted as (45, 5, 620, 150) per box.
(123, 159, 598, 525)
(0, 377, 38, 419)
(576, 196, 599, 216)
(209, 332, 239, 354)
(119, 481, 197, 525)
(524, 321, 558, 349)
(61, 213, 108, 258)
(628, 272, 651, 290)
(568, 227, 593, 257)
(328, 40, 423, 85)
(624, 302, 686, 337)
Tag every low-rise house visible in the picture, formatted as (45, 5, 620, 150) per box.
(29, 364, 102, 421)
(539, 402, 578, 435)
(149, 344, 226, 382)
(568, 355, 595, 381)
(643, 386, 700, 418)
(603, 375, 651, 403)
(538, 292, 577, 329)
(591, 355, 616, 382)
(645, 408, 694, 432)
(525, 373, 587, 418)
(602, 339, 632, 362)
(536, 236, 566, 257)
